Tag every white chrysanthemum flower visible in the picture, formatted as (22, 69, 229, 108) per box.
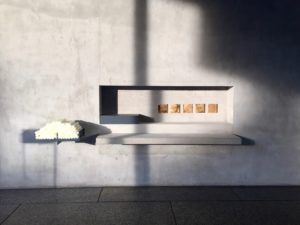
(35, 120, 83, 140)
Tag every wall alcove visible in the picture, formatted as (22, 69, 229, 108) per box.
(97, 85, 241, 145)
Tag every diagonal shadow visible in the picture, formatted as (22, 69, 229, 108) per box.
(177, 0, 300, 93)
(21, 121, 111, 187)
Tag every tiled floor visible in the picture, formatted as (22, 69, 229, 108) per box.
(1, 187, 300, 225)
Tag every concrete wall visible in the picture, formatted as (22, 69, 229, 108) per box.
(0, 0, 300, 188)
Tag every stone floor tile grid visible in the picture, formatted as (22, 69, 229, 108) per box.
(99, 187, 240, 202)
(1, 202, 176, 225)
(0, 188, 102, 204)
(2, 187, 300, 225)
(233, 186, 300, 201)
(171, 200, 300, 225)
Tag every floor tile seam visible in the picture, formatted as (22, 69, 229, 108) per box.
(99, 199, 240, 202)
(230, 188, 243, 200)
(98, 200, 171, 203)
(2, 199, 300, 206)
(97, 188, 104, 202)
(5, 200, 172, 205)
(0, 204, 21, 206)
(0, 203, 21, 225)
(7, 201, 102, 205)
(0, 200, 102, 206)
(169, 201, 178, 225)
(171, 199, 300, 203)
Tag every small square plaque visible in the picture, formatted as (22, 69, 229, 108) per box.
(196, 104, 205, 113)
(158, 104, 168, 113)
(183, 104, 193, 113)
(208, 104, 218, 113)
(170, 104, 181, 113)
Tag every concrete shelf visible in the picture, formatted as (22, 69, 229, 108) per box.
(102, 122, 233, 134)
(96, 133, 242, 145)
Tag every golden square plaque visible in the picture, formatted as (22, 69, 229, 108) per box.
(183, 104, 193, 113)
(208, 104, 218, 113)
(170, 104, 181, 113)
(195, 104, 205, 113)
(158, 104, 168, 113)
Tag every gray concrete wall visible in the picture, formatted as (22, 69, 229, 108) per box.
(0, 0, 300, 188)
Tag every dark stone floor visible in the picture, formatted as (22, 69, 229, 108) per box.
(1, 187, 300, 225)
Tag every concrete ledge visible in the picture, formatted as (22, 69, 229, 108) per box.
(96, 133, 242, 145)
(102, 122, 233, 134)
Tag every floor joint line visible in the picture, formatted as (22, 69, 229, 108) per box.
(231, 188, 242, 201)
(97, 187, 104, 202)
(0, 203, 22, 225)
(169, 201, 178, 225)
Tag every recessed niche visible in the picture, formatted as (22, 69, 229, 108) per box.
(98, 85, 241, 145)
(100, 86, 233, 124)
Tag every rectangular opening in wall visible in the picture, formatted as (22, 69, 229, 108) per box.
(100, 86, 234, 124)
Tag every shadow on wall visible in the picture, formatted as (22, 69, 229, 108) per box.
(133, 0, 151, 186)
(172, 0, 300, 143)
(237, 136, 255, 146)
(129, 0, 278, 185)
(20, 121, 110, 187)
(76, 120, 111, 145)
(128, 0, 300, 185)
(181, 0, 300, 93)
